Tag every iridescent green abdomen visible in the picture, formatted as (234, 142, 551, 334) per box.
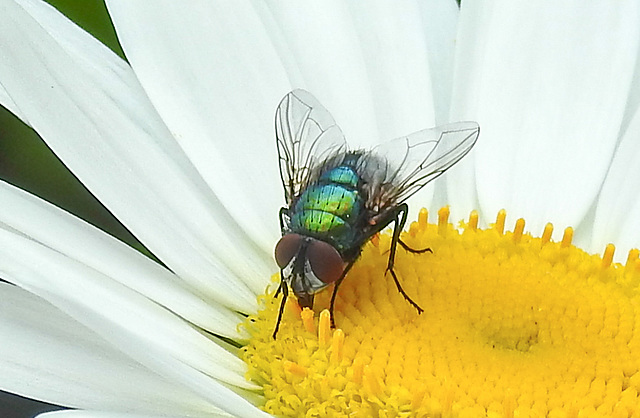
(290, 165, 363, 252)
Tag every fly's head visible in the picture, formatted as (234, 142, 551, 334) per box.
(274, 234, 345, 308)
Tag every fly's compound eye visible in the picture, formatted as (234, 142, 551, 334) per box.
(307, 239, 345, 284)
(275, 234, 302, 268)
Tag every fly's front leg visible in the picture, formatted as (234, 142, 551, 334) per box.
(328, 258, 358, 329)
(387, 203, 424, 314)
(274, 275, 284, 298)
(274, 207, 291, 337)
(273, 275, 288, 339)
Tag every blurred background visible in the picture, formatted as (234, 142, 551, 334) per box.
(1, 1, 145, 416)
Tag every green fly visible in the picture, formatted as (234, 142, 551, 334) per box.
(273, 90, 479, 338)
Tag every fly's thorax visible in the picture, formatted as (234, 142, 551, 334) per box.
(318, 165, 360, 188)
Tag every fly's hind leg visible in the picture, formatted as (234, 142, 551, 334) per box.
(386, 203, 424, 314)
(394, 207, 432, 254)
(398, 239, 432, 254)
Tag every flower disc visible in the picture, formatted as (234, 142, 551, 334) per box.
(242, 208, 640, 417)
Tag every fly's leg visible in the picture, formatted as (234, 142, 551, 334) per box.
(328, 259, 358, 328)
(398, 238, 432, 254)
(387, 203, 424, 314)
(393, 207, 431, 254)
(279, 207, 290, 233)
(274, 277, 283, 298)
(273, 207, 291, 338)
(272, 277, 288, 339)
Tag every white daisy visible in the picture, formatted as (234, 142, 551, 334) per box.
(1, 1, 639, 416)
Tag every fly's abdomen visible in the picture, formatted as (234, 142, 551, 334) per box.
(290, 181, 362, 250)
(291, 209, 346, 234)
(296, 183, 359, 218)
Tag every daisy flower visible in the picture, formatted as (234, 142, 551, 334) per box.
(1, 1, 640, 417)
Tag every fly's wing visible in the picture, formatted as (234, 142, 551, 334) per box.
(275, 90, 347, 206)
(358, 121, 479, 212)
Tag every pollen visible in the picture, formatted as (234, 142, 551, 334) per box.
(240, 208, 640, 417)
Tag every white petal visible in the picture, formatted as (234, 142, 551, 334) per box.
(342, 1, 436, 139)
(0, 181, 244, 339)
(0, 222, 257, 385)
(0, 0, 270, 307)
(417, 0, 460, 125)
(334, 1, 440, 210)
(591, 106, 640, 259)
(619, 34, 640, 140)
(416, 0, 462, 213)
(107, 1, 440, 241)
(37, 411, 233, 418)
(0, 284, 220, 416)
(449, 1, 640, 235)
(0, 83, 25, 121)
(257, 2, 379, 147)
(0, 227, 269, 417)
(106, 0, 373, 260)
(106, 1, 288, 261)
(259, 1, 436, 144)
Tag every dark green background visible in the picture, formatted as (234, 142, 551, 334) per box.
(1, 1, 141, 417)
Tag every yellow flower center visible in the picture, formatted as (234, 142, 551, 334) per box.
(240, 208, 640, 417)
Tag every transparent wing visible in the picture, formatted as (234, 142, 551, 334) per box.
(275, 89, 347, 205)
(358, 121, 479, 212)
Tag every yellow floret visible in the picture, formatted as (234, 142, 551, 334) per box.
(241, 208, 640, 417)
